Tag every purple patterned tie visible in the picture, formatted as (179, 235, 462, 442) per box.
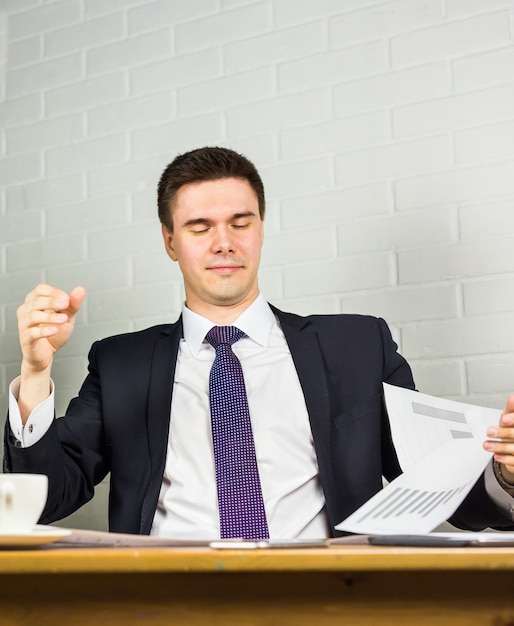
(206, 326, 269, 540)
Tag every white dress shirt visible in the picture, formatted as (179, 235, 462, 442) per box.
(151, 295, 330, 538)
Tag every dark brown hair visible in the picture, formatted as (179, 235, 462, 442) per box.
(157, 146, 266, 232)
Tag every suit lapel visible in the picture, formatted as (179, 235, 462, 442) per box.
(139, 319, 183, 534)
(271, 307, 336, 501)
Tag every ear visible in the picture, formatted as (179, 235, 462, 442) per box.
(161, 224, 178, 261)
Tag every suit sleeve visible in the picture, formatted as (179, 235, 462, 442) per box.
(3, 341, 110, 524)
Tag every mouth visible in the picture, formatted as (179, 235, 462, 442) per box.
(207, 265, 243, 275)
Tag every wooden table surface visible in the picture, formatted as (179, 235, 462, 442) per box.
(1, 544, 514, 625)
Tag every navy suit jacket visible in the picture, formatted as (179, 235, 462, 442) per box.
(4, 307, 513, 535)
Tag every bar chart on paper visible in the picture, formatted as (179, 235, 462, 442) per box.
(335, 385, 500, 535)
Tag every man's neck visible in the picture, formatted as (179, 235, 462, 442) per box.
(185, 293, 260, 326)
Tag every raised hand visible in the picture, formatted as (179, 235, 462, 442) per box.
(16, 284, 86, 423)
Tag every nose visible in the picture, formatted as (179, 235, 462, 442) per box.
(212, 226, 235, 254)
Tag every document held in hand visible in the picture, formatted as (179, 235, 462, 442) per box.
(335, 384, 501, 535)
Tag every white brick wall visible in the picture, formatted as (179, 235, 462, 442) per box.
(1, 0, 513, 531)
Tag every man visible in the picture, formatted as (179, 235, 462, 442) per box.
(5, 146, 514, 538)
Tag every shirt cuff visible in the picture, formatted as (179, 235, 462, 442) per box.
(484, 458, 514, 519)
(8, 376, 55, 448)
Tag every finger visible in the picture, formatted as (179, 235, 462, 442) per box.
(67, 286, 86, 316)
(501, 395, 514, 421)
(24, 286, 70, 314)
(24, 310, 69, 328)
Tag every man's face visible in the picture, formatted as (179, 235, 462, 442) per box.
(162, 177, 265, 318)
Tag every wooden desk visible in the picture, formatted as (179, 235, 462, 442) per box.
(1, 544, 514, 625)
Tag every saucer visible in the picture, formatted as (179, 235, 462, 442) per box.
(0, 525, 72, 547)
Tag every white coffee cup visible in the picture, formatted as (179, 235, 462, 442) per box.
(0, 474, 48, 534)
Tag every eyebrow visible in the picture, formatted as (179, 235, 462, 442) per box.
(182, 211, 258, 228)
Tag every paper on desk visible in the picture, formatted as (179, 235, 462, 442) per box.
(50, 528, 211, 548)
(335, 384, 501, 535)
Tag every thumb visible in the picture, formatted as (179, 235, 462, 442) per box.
(67, 286, 87, 316)
(502, 394, 514, 418)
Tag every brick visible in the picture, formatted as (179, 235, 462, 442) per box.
(85, 0, 147, 17)
(0, 152, 41, 186)
(175, 3, 272, 53)
(219, 135, 276, 170)
(459, 200, 514, 240)
(452, 46, 514, 90)
(337, 208, 455, 255)
(178, 67, 273, 116)
(87, 284, 181, 322)
(9, 1, 81, 39)
(224, 21, 325, 74)
(87, 29, 173, 75)
(260, 157, 332, 200)
(278, 41, 387, 92)
(50, 356, 89, 390)
(398, 237, 514, 284)
(132, 189, 158, 222)
(283, 253, 394, 298)
(336, 135, 451, 186)
(262, 227, 335, 267)
(342, 284, 460, 323)
(455, 120, 514, 164)
(0, 210, 42, 244)
(46, 73, 127, 116)
(0, 269, 43, 305)
(280, 112, 391, 160)
(47, 258, 131, 292)
(6, 114, 84, 155)
(8, 36, 41, 68)
(401, 315, 514, 359)
(45, 195, 129, 236)
(0, 332, 23, 364)
(255, 267, 283, 302)
(393, 83, 514, 138)
(467, 355, 514, 394)
(463, 277, 514, 316)
(6, 173, 85, 212)
(46, 134, 127, 177)
(131, 48, 221, 95)
(395, 160, 514, 209)
(87, 223, 162, 260)
(132, 251, 183, 285)
(6, 233, 86, 272)
(333, 62, 448, 114)
(6, 53, 82, 98)
(45, 13, 124, 58)
(281, 183, 392, 230)
(408, 360, 465, 397)
(87, 157, 163, 198)
(274, 0, 378, 28)
(132, 113, 224, 159)
(226, 89, 328, 137)
(128, 0, 219, 34)
(391, 11, 511, 67)
(0, 94, 42, 126)
(446, 0, 514, 18)
(1, 0, 39, 11)
(329, 0, 443, 44)
(88, 93, 174, 136)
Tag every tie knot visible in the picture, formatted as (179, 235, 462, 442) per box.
(206, 326, 245, 349)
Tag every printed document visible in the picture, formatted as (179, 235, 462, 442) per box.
(335, 384, 501, 535)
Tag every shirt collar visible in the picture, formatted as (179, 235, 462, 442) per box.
(182, 293, 276, 355)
